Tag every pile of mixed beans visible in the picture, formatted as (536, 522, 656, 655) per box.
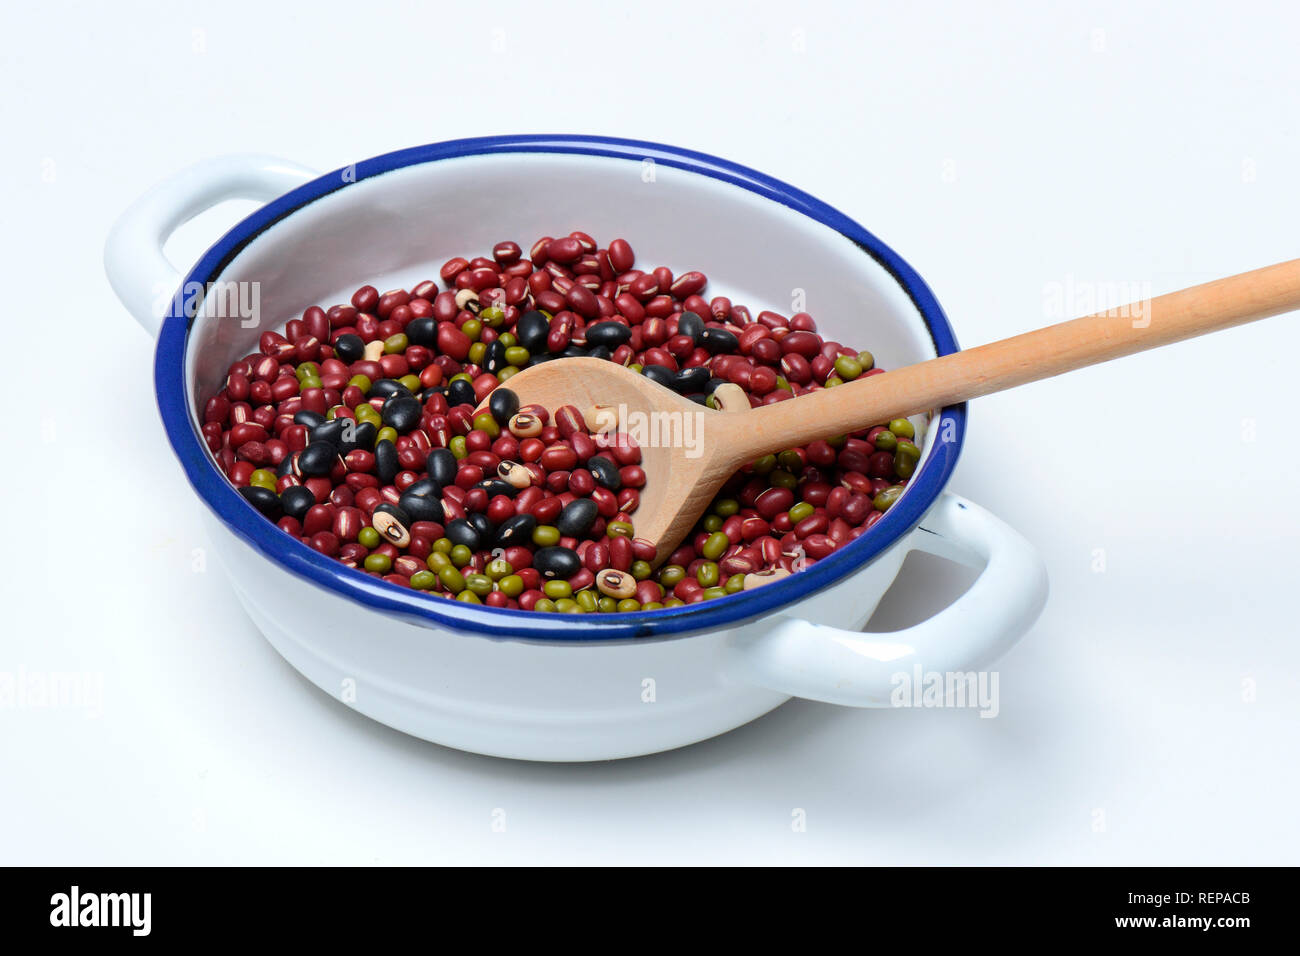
(203, 233, 921, 613)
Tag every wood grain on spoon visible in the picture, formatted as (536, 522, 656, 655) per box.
(490, 258, 1300, 565)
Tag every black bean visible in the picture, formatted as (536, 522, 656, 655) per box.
(587, 456, 622, 491)
(293, 410, 326, 429)
(311, 419, 346, 448)
(483, 340, 508, 375)
(446, 379, 477, 409)
(488, 388, 520, 425)
(369, 379, 412, 400)
(403, 477, 440, 499)
(382, 395, 422, 432)
(474, 478, 517, 499)
(374, 502, 411, 526)
(406, 317, 436, 347)
(533, 546, 581, 580)
(700, 328, 739, 354)
(688, 394, 709, 405)
(339, 421, 377, 454)
(444, 518, 481, 551)
(426, 448, 457, 488)
(585, 321, 632, 348)
(239, 485, 281, 517)
(494, 513, 536, 548)
(276, 456, 294, 478)
(375, 439, 399, 485)
(333, 333, 365, 363)
(642, 365, 677, 390)
(677, 311, 705, 342)
(706, 377, 729, 394)
(673, 366, 711, 394)
(280, 485, 316, 521)
(467, 512, 495, 541)
(555, 498, 598, 537)
(296, 441, 337, 477)
(516, 310, 550, 352)
(419, 385, 446, 403)
(585, 345, 612, 361)
(399, 488, 444, 523)
(560, 344, 587, 358)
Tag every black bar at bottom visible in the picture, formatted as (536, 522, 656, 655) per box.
(0, 866, 1281, 940)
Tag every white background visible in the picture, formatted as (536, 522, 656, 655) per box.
(3, 0, 1297, 865)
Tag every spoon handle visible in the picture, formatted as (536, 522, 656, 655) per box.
(736, 258, 1300, 455)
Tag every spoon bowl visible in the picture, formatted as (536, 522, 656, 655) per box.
(487, 357, 743, 565)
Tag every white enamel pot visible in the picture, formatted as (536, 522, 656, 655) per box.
(105, 137, 1048, 762)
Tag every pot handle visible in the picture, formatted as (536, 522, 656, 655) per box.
(726, 493, 1048, 707)
(104, 154, 318, 337)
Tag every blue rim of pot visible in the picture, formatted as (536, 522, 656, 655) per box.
(155, 135, 966, 641)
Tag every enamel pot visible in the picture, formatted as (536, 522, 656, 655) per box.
(105, 136, 1048, 761)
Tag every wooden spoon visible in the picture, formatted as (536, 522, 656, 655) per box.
(488, 259, 1300, 565)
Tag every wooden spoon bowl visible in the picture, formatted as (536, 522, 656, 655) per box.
(488, 358, 754, 566)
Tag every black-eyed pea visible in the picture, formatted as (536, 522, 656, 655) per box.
(595, 568, 637, 600)
(585, 403, 618, 434)
(507, 412, 543, 438)
(371, 503, 412, 549)
(743, 567, 791, 590)
(496, 459, 534, 489)
(712, 382, 749, 413)
(454, 288, 481, 313)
